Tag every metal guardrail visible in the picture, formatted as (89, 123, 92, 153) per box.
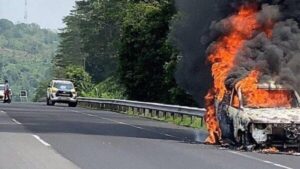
(78, 97, 206, 127)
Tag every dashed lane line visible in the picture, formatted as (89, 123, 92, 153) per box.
(94, 115, 179, 139)
(11, 118, 22, 125)
(1, 110, 51, 147)
(33, 135, 51, 147)
(71, 110, 180, 140)
(228, 150, 293, 169)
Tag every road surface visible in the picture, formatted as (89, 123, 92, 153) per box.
(0, 103, 299, 169)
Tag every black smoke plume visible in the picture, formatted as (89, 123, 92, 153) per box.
(172, 0, 234, 106)
(172, 0, 300, 106)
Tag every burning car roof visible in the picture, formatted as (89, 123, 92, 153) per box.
(257, 82, 293, 90)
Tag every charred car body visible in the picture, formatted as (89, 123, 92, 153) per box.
(217, 82, 300, 150)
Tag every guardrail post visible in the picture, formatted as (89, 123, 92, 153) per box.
(200, 117, 204, 127)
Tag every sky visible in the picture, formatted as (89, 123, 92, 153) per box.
(0, 0, 77, 30)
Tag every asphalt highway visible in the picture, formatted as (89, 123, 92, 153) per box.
(0, 103, 299, 169)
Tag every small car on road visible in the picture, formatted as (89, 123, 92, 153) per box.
(47, 80, 78, 107)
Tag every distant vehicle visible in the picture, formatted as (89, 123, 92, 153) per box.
(0, 84, 12, 103)
(216, 82, 300, 151)
(0, 84, 4, 101)
(46, 80, 78, 107)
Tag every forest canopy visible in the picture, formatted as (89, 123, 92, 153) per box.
(0, 19, 58, 101)
(53, 0, 197, 106)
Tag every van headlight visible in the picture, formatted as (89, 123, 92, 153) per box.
(51, 88, 58, 94)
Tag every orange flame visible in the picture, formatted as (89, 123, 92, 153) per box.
(236, 70, 292, 108)
(262, 147, 279, 154)
(205, 6, 259, 144)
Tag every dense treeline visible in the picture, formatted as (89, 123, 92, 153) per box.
(54, 0, 196, 106)
(0, 19, 58, 101)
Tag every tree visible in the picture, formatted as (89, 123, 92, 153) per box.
(118, 1, 176, 102)
(54, 0, 124, 82)
(65, 65, 93, 95)
(0, 20, 58, 101)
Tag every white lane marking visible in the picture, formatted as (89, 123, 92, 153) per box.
(87, 114, 97, 117)
(33, 135, 51, 147)
(273, 164, 293, 169)
(164, 134, 174, 137)
(228, 151, 293, 169)
(96, 116, 180, 139)
(12, 118, 22, 125)
(72, 110, 180, 139)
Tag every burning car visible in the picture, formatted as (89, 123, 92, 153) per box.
(217, 81, 300, 151)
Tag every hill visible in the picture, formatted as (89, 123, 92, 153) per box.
(0, 19, 58, 101)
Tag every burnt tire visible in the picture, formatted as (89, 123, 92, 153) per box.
(236, 130, 244, 146)
(236, 130, 255, 151)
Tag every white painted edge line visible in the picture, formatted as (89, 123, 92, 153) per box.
(71, 110, 181, 140)
(87, 114, 97, 117)
(98, 116, 180, 139)
(228, 151, 293, 169)
(33, 135, 51, 147)
(12, 118, 22, 125)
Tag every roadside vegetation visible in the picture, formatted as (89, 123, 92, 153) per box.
(0, 19, 58, 101)
(51, 0, 197, 106)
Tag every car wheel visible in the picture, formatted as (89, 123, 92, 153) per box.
(236, 130, 243, 145)
(48, 99, 55, 106)
(236, 130, 255, 151)
(46, 97, 50, 105)
(68, 102, 77, 107)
